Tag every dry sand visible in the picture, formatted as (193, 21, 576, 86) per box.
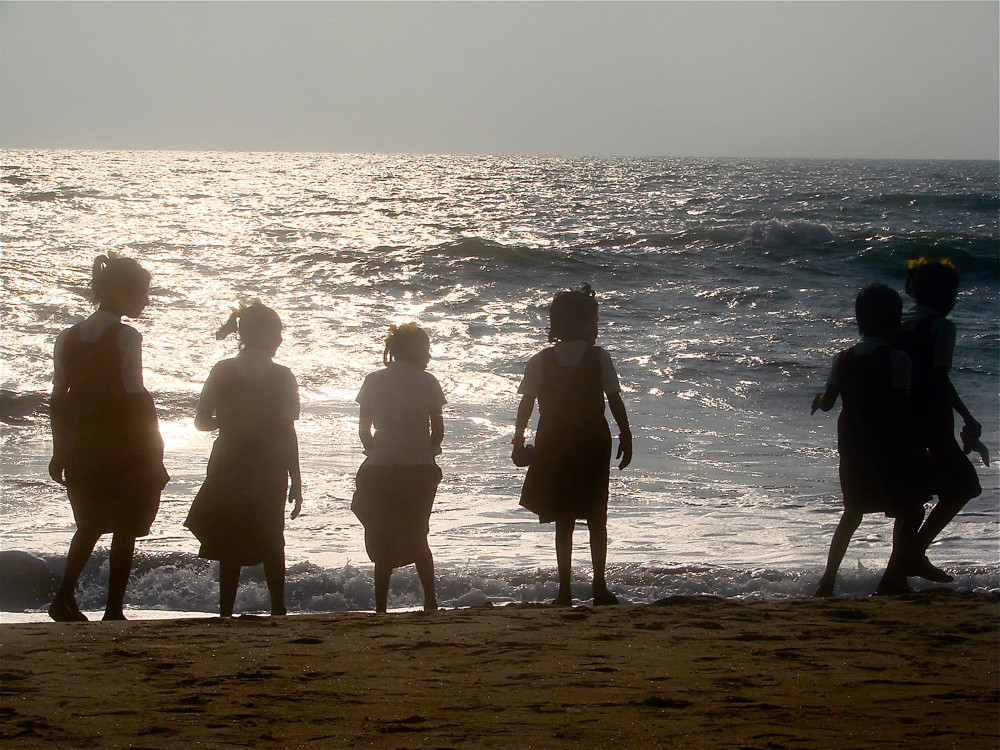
(1, 590, 997, 749)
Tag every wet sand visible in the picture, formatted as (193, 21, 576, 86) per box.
(1, 590, 997, 749)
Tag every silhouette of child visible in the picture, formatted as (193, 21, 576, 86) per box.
(185, 301, 303, 617)
(896, 258, 986, 582)
(48, 254, 168, 621)
(352, 323, 445, 613)
(812, 283, 931, 596)
(514, 284, 632, 606)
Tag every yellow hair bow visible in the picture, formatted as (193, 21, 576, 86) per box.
(386, 322, 419, 341)
(908, 257, 956, 271)
(229, 297, 263, 316)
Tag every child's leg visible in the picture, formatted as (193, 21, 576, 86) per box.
(815, 510, 862, 597)
(414, 542, 437, 612)
(219, 559, 241, 618)
(102, 534, 136, 621)
(588, 516, 618, 605)
(262, 550, 287, 616)
(554, 518, 575, 605)
(50, 527, 102, 621)
(908, 494, 964, 582)
(374, 563, 392, 613)
(877, 506, 924, 595)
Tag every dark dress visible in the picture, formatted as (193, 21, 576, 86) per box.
(52, 321, 167, 536)
(352, 463, 442, 568)
(835, 346, 931, 516)
(520, 346, 612, 523)
(185, 359, 297, 566)
(896, 314, 982, 503)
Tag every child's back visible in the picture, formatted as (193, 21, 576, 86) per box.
(833, 340, 921, 514)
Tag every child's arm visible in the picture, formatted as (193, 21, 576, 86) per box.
(941, 375, 988, 464)
(430, 410, 444, 455)
(607, 392, 632, 470)
(944, 376, 981, 434)
(811, 386, 839, 414)
(285, 422, 303, 519)
(929, 317, 984, 451)
(194, 404, 218, 431)
(194, 368, 219, 431)
(359, 404, 375, 455)
(513, 394, 534, 443)
(48, 385, 69, 485)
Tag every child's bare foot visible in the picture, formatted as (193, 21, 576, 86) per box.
(907, 555, 954, 583)
(875, 580, 912, 596)
(423, 601, 439, 612)
(592, 588, 619, 606)
(814, 575, 835, 598)
(271, 607, 287, 617)
(552, 589, 573, 606)
(102, 610, 127, 621)
(49, 597, 88, 622)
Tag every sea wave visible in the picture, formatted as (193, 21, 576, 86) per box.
(0, 390, 48, 425)
(0, 389, 200, 425)
(3, 549, 997, 614)
(863, 192, 1000, 213)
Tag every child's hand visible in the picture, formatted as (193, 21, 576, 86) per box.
(961, 419, 982, 445)
(811, 393, 823, 415)
(962, 424, 990, 466)
(288, 482, 303, 519)
(616, 433, 632, 470)
(48, 458, 66, 486)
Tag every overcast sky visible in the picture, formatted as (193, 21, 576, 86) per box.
(1, 1, 997, 159)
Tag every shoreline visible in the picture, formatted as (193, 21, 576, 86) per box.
(2, 590, 997, 748)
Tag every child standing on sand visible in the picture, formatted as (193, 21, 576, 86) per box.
(513, 284, 632, 606)
(353, 323, 445, 613)
(812, 283, 930, 596)
(48, 254, 169, 621)
(185, 301, 303, 618)
(897, 258, 986, 582)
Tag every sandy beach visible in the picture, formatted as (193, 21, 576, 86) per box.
(1, 590, 996, 749)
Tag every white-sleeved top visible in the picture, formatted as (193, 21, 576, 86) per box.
(356, 361, 447, 466)
(53, 310, 145, 393)
(198, 348, 300, 422)
(518, 341, 621, 398)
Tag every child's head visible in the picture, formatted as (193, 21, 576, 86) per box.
(855, 283, 903, 341)
(216, 299, 283, 355)
(905, 257, 959, 315)
(548, 284, 599, 344)
(383, 323, 431, 369)
(91, 254, 150, 318)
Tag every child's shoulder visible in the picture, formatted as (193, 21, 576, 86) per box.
(118, 322, 142, 344)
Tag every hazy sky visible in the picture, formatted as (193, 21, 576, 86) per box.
(1, 1, 997, 159)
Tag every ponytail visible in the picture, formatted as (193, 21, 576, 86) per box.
(215, 298, 279, 350)
(215, 310, 240, 340)
(383, 322, 429, 367)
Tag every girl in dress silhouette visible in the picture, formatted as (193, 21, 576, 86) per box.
(513, 285, 632, 606)
(896, 258, 986, 582)
(48, 254, 168, 621)
(353, 323, 445, 613)
(185, 301, 302, 617)
(812, 283, 930, 596)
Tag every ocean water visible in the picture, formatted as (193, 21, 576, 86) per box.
(2, 150, 997, 617)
